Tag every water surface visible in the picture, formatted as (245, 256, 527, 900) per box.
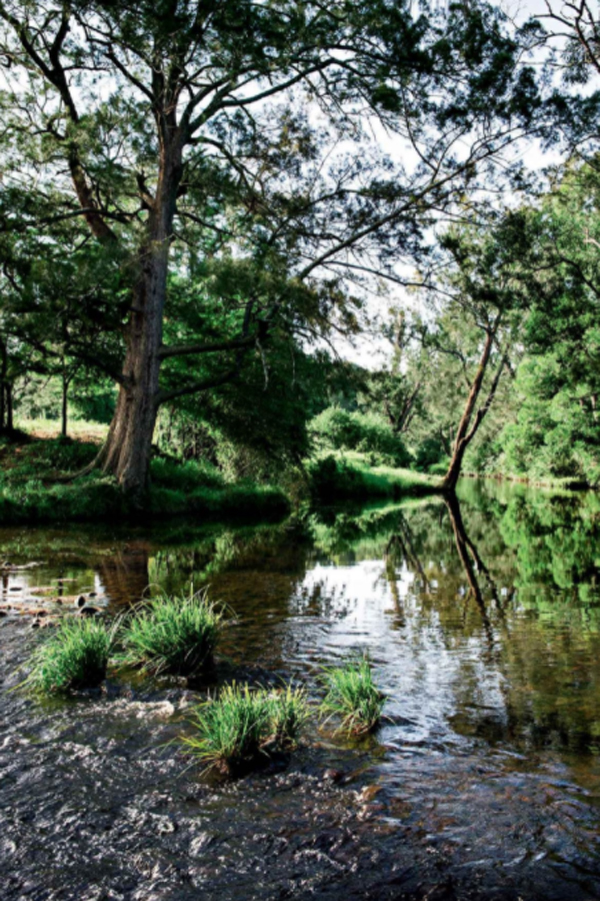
(2, 480, 600, 899)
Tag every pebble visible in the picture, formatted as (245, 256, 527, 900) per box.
(323, 768, 344, 784)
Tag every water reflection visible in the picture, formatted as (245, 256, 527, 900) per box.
(4, 482, 600, 884)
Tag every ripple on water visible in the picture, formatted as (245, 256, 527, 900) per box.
(2, 484, 600, 898)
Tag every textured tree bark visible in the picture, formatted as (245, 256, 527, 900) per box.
(61, 373, 69, 439)
(442, 332, 493, 492)
(5, 382, 13, 433)
(98, 140, 183, 501)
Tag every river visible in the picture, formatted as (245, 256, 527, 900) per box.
(1, 479, 600, 900)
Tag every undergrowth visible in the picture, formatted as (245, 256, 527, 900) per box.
(308, 452, 441, 504)
(0, 434, 289, 524)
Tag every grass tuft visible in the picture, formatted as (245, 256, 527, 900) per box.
(182, 682, 309, 773)
(26, 617, 113, 695)
(120, 590, 222, 676)
(267, 684, 310, 749)
(320, 658, 385, 735)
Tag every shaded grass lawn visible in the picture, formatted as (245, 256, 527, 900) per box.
(308, 451, 442, 503)
(0, 432, 289, 525)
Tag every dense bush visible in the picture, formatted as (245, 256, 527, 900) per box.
(414, 436, 448, 472)
(310, 407, 412, 467)
(496, 358, 600, 486)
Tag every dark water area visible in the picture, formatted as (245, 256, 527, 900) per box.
(2, 480, 600, 900)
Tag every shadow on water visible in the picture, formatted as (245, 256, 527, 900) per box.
(2, 484, 600, 898)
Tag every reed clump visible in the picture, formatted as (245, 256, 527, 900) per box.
(182, 683, 309, 773)
(120, 590, 222, 676)
(27, 617, 113, 694)
(320, 658, 385, 734)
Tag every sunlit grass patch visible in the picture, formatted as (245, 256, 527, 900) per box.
(267, 684, 310, 749)
(182, 683, 309, 773)
(320, 658, 385, 735)
(120, 590, 222, 676)
(26, 617, 113, 695)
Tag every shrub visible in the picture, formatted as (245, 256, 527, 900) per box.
(120, 591, 222, 676)
(182, 683, 309, 773)
(320, 658, 385, 734)
(307, 455, 364, 502)
(414, 436, 447, 473)
(310, 407, 411, 467)
(150, 457, 225, 491)
(27, 618, 113, 695)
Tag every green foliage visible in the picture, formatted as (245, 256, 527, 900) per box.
(0, 435, 98, 477)
(320, 658, 385, 735)
(0, 476, 127, 525)
(0, 433, 289, 524)
(414, 437, 449, 473)
(308, 453, 440, 503)
(148, 483, 289, 520)
(310, 407, 412, 467)
(182, 683, 309, 773)
(26, 618, 113, 695)
(268, 684, 310, 749)
(478, 162, 600, 486)
(151, 457, 225, 492)
(120, 591, 222, 676)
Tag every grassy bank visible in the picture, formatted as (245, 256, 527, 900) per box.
(0, 427, 442, 526)
(0, 433, 289, 525)
(308, 451, 442, 503)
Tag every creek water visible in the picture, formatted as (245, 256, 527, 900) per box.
(2, 479, 600, 900)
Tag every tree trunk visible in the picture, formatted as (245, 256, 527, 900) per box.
(442, 332, 493, 492)
(61, 374, 69, 439)
(6, 383, 13, 434)
(99, 141, 183, 501)
(0, 340, 7, 433)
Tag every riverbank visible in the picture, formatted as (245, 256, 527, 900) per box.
(0, 434, 442, 526)
(0, 433, 289, 525)
(308, 451, 443, 503)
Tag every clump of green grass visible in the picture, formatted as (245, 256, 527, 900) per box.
(182, 683, 309, 773)
(267, 684, 310, 749)
(26, 617, 113, 695)
(120, 590, 222, 676)
(320, 658, 385, 735)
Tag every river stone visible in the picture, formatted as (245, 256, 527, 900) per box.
(323, 768, 344, 784)
(189, 833, 214, 857)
